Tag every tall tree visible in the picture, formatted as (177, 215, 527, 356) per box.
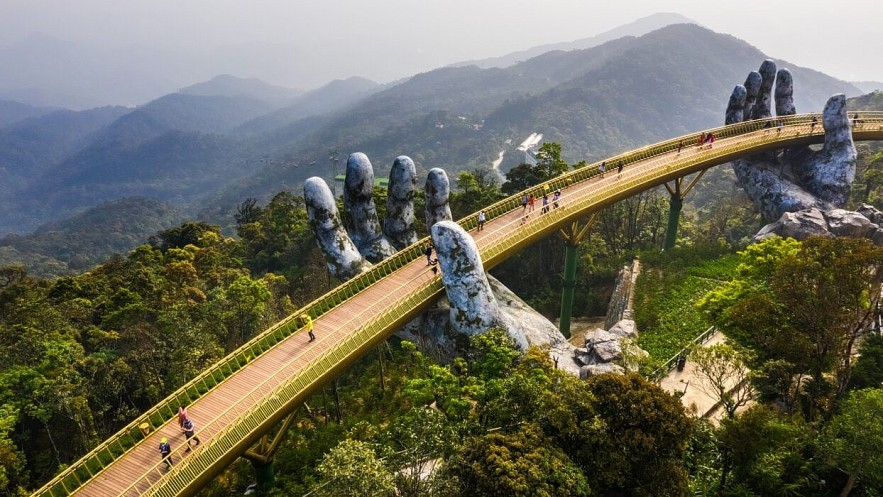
(820, 388, 883, 496)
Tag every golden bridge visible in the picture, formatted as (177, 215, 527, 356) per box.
(32, 113, 883, 496)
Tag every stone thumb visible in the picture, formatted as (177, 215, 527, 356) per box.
(431, 221, 504, 336)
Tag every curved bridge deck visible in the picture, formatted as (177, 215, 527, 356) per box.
(32, 114, 883, 496)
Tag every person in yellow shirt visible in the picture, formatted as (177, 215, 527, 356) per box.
(301, 313, 315, 342)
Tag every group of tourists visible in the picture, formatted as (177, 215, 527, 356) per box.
(158, 406, 202, 470)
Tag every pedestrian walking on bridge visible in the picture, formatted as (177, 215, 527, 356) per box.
(301, 313, 315, 342)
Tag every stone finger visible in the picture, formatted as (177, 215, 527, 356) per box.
(725, 85, 747, 125)
(742, 71, 762, 119)
(749, 59, 776, 120)
(425, 168, 452, 230)
(383, 155, 418, 250)
(304, 177, 371, 281)
(343, 152, 395, 262)
(774, 68, 795, 116)
(798, 94, 856, 206)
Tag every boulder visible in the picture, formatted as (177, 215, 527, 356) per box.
(824, 209, 877, 238)
(586, 330, 623, 363)
(754, 208, 832, 242)
(579, 363, 625, 379)
(754, 207, 883, 246)
(607, 319, 638, 339)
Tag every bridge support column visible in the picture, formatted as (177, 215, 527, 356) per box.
(664, 194, 683, 251)
(557, 215, 597, 339)
(242, 410, 298, 495)
(662, 170, 707, 251)
(251, 459, 275, 494)
(559, 242, 578, 338)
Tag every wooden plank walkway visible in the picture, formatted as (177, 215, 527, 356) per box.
(59, 117, 883, 496)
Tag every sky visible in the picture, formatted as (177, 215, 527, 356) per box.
(1, 0, 881, 98)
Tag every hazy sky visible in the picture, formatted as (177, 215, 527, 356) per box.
(2, 0, 882, 86)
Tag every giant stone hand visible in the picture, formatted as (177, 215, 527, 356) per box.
(726, 60, 883, 243)
(304, 153, 417, 280)
(726, 59, 856, 221)
(304, 153, 578, 373)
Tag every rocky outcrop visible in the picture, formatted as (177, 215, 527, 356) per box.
(754, 206, 883, 246)
(573, 319, 647, 378)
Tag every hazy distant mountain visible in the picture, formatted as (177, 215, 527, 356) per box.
(235, 76, 381, 136)
(0, 92, 277, 233)
(0, 197, 183, 277)
(204, 23, 860, 214)
(178, 74, 302, 106)
(0, 100, 60, 128)
(0, 22, 866, 263)
(451, 13, 697, 70)
(483, 24, 860, 171)
(851, 81, 883, 94)
(0, 105, 130, 193)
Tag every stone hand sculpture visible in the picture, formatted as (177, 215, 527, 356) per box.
(726, 60, 883, 243)
(304, 153, 578, 373)
(726, 59, 856, 221)
(304, 153, 414, 280)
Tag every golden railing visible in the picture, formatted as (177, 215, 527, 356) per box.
(30, 112, 883, 497)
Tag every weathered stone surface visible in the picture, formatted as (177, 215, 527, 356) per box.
(579, 363, 625, 379)
(586, 330, 623, 363)
(584, 328, 606, 349)
(858, 204, 883, 225)
(726, 60, 856, 224)
(608, 319, 638, 339)
(304, 177, 371, 281)
(574, 348, 593, 367)
(343, 153, 396, 262)
(824, 209, 877, 238)
(383, 156, 418, 250)
(754, 208, 832, 242)
(754, 208, 883, 245)
(432, 221, 507, 338)
(425, 168, 452, 229)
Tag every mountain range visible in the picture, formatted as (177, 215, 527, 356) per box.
(0, 19, 873, 276)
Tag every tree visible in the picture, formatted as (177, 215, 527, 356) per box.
(699, 237, 883, 419)
(579, 373, 693, 496)
(715, 405, 819, 495)
(381, 407, 455, 497)
(502, 142, 568, 195)
(819, 388, 883, 496)
(441, 423, 591, 497)
(773, 238, 883, 412)
(502, 163, 546, 194)
(151, 221, 221, 252)
(534, 142, 569, 179)
(315, 439, 395, 497)
(689, 343, 754, 419)
(848, 332, 883, 390)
